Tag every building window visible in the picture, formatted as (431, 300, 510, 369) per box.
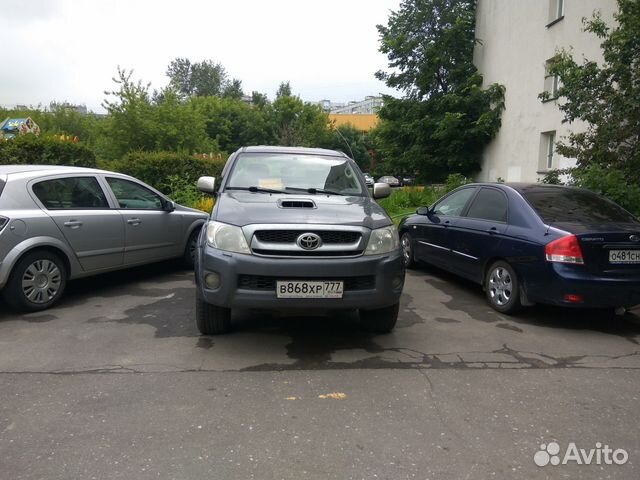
(544, 59, 560, 100)
(547, 0, 565, 26)
(539, 131, 556, 171)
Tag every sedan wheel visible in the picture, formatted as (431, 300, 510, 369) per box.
(3, 251, 68, 312)
(485, 261, 521, 314)
(401, 232, 415, 269)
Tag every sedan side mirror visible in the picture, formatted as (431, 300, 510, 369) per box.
(416, 206, 430, 216)
(197, 176, 216, 194)
(164, 200, 176, 212)
(372, 182, 391, 199)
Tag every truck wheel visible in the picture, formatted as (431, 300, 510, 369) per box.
(3, 250, 67, 312)
(360, 303, 399, 333)
(195, 290, 231, 335)
(182, 228, 200, 269)
(485, 260, 522, 314)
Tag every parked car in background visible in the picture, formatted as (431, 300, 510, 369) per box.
(363, 173, 375, 187)
(398, 175, 415, 187)
(195, 146, 405, 335)
(378, 175, 400, 187)
(0, 165, 208, 311)
(399, 183, 640, 314)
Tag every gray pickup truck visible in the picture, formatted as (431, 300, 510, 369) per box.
(194, 146, 405, 334)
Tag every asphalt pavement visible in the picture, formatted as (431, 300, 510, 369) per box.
(0, 261, 639, 479)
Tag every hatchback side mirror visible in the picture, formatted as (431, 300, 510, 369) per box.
(416, 206, 430, 216)
(164, 200, 176, 212)
(197, 176, 216, 194)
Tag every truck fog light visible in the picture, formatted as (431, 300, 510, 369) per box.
(392, 275, 404, 289)
(204, 272, 221, 289)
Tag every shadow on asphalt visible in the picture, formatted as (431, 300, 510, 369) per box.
(412, 263, 640, 344)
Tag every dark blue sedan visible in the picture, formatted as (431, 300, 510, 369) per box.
(398, 183, 640, 314)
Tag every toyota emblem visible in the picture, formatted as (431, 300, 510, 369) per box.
(297, 233, 322, 250)
(630, 234, 640, 243)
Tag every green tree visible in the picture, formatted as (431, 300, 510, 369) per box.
(100, 68, 214, 159)
(166, 58, 229, 98)
(192, 96, 271, 153)
(270, 95, 330, 147)
(321, 124, 373, 171)
(222, 78, 244, 100)
(541, 0, 640, 184)
(276, 81, 292, 98)
(375, 0, 505, 181)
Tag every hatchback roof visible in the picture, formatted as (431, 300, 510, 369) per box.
(0, 165, 108, 176)
(240, 146, 347, 157)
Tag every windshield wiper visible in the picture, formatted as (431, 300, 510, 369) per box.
(226, 186, 290, 194)
(284, 187, 346, 196)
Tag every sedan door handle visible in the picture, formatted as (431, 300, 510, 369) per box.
(443, 220, 451, 227)
(63, 220, 83, 228)
(127, 218, 142, 226)
(487, 227, 498, 234)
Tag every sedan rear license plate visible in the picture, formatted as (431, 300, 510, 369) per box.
(609, 250, 640, 264)
(276, 280, 344, 299)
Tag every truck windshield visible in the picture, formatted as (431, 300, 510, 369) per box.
(226, 153, 365, 196)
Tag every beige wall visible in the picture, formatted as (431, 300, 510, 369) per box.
(473, 0, 617, 182)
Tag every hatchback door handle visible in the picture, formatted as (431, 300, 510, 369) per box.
(63, 220, 83, 228)
(487, 227, 498, 234)
(127, 218, 142, 226)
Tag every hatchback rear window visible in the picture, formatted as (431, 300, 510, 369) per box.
(523, 187, 639, 224)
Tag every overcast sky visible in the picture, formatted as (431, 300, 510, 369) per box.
(0, 0, 402, 112)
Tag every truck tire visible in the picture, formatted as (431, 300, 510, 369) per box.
(360, 303, 399, 333)
(195, 290, 231, 335)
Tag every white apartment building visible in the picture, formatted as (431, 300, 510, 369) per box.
(473, 0, 617, 182)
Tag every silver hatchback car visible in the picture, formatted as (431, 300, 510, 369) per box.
(0, 165, 208, 311)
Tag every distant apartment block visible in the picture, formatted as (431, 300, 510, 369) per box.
(314, 96, 383, 114)
(473, 0, 617, 182)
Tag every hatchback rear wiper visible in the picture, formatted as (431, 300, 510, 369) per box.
(285, 187, 346, 196)
(226, 186, 290, 194)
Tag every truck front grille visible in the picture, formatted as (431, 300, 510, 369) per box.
(255, 230, 361, 244)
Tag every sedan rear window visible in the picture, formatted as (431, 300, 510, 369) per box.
(0, 179, 5, 198)
(523, 187, 639, 224)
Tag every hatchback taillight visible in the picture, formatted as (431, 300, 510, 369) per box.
(545, 235, 584, 264)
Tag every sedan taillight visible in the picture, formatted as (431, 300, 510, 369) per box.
(545, 235, 584, 264)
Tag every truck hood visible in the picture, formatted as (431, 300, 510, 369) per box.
(213, 191, 392, 229)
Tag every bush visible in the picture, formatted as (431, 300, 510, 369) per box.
(443, 173, 472, 193)
(103, 151, 226, 195)
(0, 134, 96, 167)
(377, 186, 440, 223)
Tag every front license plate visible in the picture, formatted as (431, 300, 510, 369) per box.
(609, 249, 640, 264)
(276, 280, 344, 299)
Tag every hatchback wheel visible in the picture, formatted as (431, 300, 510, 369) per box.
(401, 232, 416, 269)
(485, 261, 521, 314)
(3, 251, 67, 312)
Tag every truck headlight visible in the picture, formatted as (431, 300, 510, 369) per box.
(206, 221, 251, 254)
(364, 226, 399, 255)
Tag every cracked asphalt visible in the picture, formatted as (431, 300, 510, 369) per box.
(1, 262, 639, 479)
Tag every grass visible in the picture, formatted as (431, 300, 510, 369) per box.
(377, 186, 442, 225)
